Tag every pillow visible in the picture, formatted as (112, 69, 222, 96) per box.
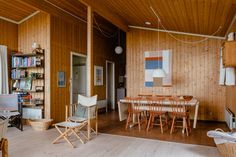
(74, 104, 88, 119)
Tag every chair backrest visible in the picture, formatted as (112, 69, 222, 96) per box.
(0, 119, 8, 139)
(0, 94, 18, 111)
(77, 94, 98, 119)
(149, 97, 165, 113)
(169, 96, 188, 113)
(78, 94, 97, 107)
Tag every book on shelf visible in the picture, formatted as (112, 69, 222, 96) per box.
(11, 69, 27, 79)
(12, 56, 41, 68)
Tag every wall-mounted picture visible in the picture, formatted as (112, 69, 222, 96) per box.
(144, 50, 172, 87)
(94, 66, 103, 86)
(19, 78, 32, 91)
(58, 71, 66, 87)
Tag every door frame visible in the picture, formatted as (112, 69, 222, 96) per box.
(70, 52, 87, 105)
(106, 60, 115, 110)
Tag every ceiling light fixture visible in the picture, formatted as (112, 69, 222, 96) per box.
(145, 21, 151, 25)
(115, 29, 123, 54)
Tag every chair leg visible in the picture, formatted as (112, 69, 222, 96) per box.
(1, 138, 8, 157)
(170, 116, 176, 134)
(165, 113, 168, 129)
(187, 116, 191, 133)
(160, 115, 163, 134)
(52, 126, 75, 148)
(144, 112, 148, 127)
(146, 114, 152, 131)
(72, 129, 85, 144)
(138, 113, 141, 131)
(125, 113, 131, 130)
(183, 117, 189, 136)
(151, 115, 155, 129)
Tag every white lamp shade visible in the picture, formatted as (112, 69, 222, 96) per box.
(152, 69, 167, 78)
(115, 46, 123, 54)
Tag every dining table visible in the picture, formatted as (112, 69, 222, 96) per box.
(118, 97, 200, 129)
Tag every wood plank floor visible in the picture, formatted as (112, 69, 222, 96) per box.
(6, 126, 220, 157)
(97, 111, 229, 146)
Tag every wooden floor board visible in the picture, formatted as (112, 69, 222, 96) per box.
(97, 111, 229, 147)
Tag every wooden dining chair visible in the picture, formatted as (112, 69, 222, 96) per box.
(146, 97, 168, 133)
(169, 97, 191, 136)
(125, 97, 147, 131)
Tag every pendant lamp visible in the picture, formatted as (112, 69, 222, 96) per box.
(115, 29, 123, 54)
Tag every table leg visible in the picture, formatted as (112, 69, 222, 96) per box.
(193, 102, 199, 128)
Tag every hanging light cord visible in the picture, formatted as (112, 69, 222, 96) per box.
(44, 0, 117, 38)
(93, 17, 118, 38)
(149, 5, 223, 44)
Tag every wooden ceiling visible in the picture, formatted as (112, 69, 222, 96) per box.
(0, 0, 36, 22)
(1, 0, 236, 36)
(82, 0, 236, 37)
(0, 0, 118, 35)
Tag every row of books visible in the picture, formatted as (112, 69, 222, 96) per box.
(12, 56, 40, 68)
(11, 69, 27, 79)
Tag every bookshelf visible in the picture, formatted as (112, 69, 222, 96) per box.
(11, 48, 45, 119)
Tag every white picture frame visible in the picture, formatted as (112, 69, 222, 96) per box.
(94, 66, 103, 86)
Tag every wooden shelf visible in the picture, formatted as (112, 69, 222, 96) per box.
(12, 65, 43, 69)
(12, 53, 44, 57)
(13, 90, 44, 93)
(11, 49, 45, 119)
(11, 77, 44, 80)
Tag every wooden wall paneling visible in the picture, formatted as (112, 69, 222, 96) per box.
(50, 14, 118, 122)
(18, 12, 51, 118)
(226, 21, 236, 115)
(126, 28, 226, 121)
(50, 15, 88, 122)
(0, 19, 18, 89)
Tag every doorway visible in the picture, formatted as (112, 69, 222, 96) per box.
(70, 52, 87, 104)
(106, 61, 115, 110)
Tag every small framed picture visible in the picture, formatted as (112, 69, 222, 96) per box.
(58, 71, 66, 87)
(94, 66, 103, 86)
(19, 79, 32, 91)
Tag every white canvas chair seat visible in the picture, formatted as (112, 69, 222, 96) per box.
(52, 121, 88, 148)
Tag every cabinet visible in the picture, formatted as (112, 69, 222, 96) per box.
(222, 41, 236, 67)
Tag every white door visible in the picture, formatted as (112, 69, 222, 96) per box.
(70, 52, 87, 104)
(106, 61, 115, 110)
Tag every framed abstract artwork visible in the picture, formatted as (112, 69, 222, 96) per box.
(58, 71, 66, 87)
(94, 66, 103, 86)
(144, 50, 172, 87)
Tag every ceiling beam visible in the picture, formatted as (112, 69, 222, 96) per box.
(129, 26, 225, 40)
(79, 0, 129, 32)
